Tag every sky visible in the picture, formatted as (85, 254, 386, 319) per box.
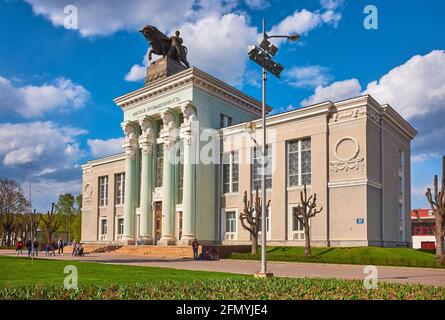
(0, 0, 444, 212)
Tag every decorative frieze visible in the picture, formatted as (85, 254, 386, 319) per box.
(330, 107, 366, 123)
(329, 137, 365, 173)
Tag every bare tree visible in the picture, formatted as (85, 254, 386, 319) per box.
(423, 156, 445, 264)
(239, 186, 270, 254)
(40, 203, 61, 244)
(293, 184, 323, 257)
(25, 209, 41, 242)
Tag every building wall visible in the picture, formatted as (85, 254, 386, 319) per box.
(82, 69, 417, 248)
(82, 155, 125, 243)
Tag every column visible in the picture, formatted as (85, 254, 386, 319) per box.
(138, 117, 154, 244)
(179, 103, 197, 245)
(121, 121, 138, 245)
(158, 110, 177, 245)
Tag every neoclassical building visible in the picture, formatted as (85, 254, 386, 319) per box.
(81, 58, 417, 247)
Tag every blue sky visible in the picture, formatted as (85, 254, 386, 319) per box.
(0, 0, 444, 211)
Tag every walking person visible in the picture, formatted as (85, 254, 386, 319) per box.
(45, 243, 50, 256)
(16, 238, 24, 256)
(26, 239, 32, 257)
(72, 239, 77, 256)
(57, 238, 64, 255)
(33, 239, 39, 256)
(50, 241, 57, 256)
(191, 238, 199, 260)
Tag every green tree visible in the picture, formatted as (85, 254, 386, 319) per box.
(55, 193, 82, 242)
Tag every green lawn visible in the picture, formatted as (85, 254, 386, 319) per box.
(229, 246, 443, 268)
(0, 256, 243, 286)
(0, 256, 444, 300)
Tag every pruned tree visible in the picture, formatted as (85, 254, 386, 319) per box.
(239, 186, 270, 254)
(40, 203, 61, 244)
(25, 209, 41, 242)
(424, 155, 445, 264)
(293, 184, 323, 257)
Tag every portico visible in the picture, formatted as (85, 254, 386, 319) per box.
(119, 103, 199, 246)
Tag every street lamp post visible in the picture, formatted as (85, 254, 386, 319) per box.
(248, 18, 299, 277)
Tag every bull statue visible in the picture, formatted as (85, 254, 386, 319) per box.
(139, 25, 190, 68)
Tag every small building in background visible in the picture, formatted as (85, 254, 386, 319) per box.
(411, 209, 436, 250)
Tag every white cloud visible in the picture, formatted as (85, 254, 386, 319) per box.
(301, 50, 445, 156)
(269, 8, 342, 45)
(364, 50, 445, 120)
(0, 121, 89, 212)
(180, 13, 258, 85)
(88, 138, 124, 158)
(24, 178, 83, 212)
(24, 0, 196, 37)
(285, 65, 332, 88)
(126, 4, 343, 86)
(0, 122, 86, 168)
(301, 79, 361, 106)
(411, 153, 441, 163)
(244, 0, 270, 10)
(0, 76, 90, 118)
(320, 0, 344, 10)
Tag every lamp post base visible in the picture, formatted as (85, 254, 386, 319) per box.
(254, 272, 274, 278)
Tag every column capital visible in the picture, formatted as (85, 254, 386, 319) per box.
(180, 102, 197, 127)
(160, 110, 177, 150)
(180, 103, 198, 146)
(138, 117, 155, 156)
(121, 121, 138, 160)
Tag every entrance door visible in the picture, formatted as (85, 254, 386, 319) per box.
(155, 202, 162, 241)
(178, 211, 183, 240)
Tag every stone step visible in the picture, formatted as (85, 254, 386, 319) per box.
(113, 245, 197, 258)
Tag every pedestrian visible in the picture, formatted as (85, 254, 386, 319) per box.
(26, 239, 32, 257)
(45, 243, 51, 256)
(50, 241, 57, 256)
(72, 239, 77, 256)
(192, 238, 199, 260)
(57, 238, 64, 255)
(16, 238, 24, 256)
(33, 239, 39, 256)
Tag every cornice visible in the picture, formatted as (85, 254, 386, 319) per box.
(113, 67, 268, 116)
(220, 101, 332, 137)
(381, 104, 417, 139)
(82, 153, 125, 170)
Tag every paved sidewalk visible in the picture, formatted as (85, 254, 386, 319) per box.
(1, 250, 445, 287)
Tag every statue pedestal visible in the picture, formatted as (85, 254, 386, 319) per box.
(145, 56, 186, 85)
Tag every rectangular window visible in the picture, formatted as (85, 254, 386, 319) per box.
(100, 219, 108, 235)
(287, 139, 311, 187)
(99, 176, 108, 207)
(258, 207, 270, 233)
(222, 151, 239, 194)
(156, 144, 164, 187)
(252, 146, 272, 190)
(225, 211, 236, 233)
(220, 114, 232, 128)
(117, 218, 124, 235)
(115, 173, 125, 205)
